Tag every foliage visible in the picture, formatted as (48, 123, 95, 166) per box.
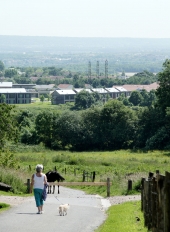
(0, 94, 6, 103)
(35, 111, 59, 147)
(13, 96, 169, 151)
(156, 59, 170, 111)
(4, 68, 17, 78)
(0, 104, 18, 149)
(0, 60, 5, 71)
(0, 150, 19, 169)
(53, 110, 82, 149)
(0, 167, 27, 194)
(40, 95, 45, 103)
(15, 109, 37, 144)
(74, 90, 101, 109)
(129, 91, 143, 106)
(0, 203, 10, 212)
(99, 100, 137, 149)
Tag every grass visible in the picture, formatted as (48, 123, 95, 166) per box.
(0, 203, 10, 213)
(1, 148, 169, 196)
(13, 100, 74, 114)
(95, 201, 149, 232)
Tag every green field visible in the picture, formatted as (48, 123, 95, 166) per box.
(13, 100, 73, 114)
(1, 147, 169, 196)
(1, 147, 167, 231)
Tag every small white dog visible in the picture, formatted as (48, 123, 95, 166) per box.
(59, 204, 70, 216)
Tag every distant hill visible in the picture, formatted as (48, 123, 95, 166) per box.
(0, 36, 170, 53)
(0, 36, 170, 72)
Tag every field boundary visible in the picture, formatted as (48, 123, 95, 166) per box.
(26, 178, 112, 197)
(141, 171, 170, 232)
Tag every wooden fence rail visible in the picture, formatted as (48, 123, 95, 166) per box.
(141, 171, 170, 232)
(26, 177, 112, 197)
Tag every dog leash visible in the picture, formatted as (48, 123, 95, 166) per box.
(54, 196, 64, 205)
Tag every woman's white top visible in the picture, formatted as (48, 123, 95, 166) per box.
(33, 173, 45, 189)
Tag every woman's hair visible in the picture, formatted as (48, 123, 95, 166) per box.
(36, 164, 43, 173)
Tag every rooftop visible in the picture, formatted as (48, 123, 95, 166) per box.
(0, 82, 12, 88)
(0, 88, 26, 93)
(55, 89, 76, 95)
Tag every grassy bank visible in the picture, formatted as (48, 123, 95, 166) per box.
(96, 201, 149, 232)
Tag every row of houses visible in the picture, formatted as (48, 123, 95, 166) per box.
(0, 82, 159, 104)
(51, 83, 159, 105)
(51, 87, 130, 104)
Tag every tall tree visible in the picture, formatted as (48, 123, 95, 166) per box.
(35, 111, 58, 147)
(0, 60, 5, 72)
(156, 59, 170, 111)
(75, 90, 95, 109)
(4, 68, 17, 78)
(100, 99, 137, 149)
(53, 111, 82, 149)
(129, 91, 143, 106)
(0, 103, 18, 149)
(40, 95, 45, 103)
(0, 94, 6, 103)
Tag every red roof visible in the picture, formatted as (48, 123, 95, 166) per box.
(119, 82, 159, 92)
(57, 84, 73, 89)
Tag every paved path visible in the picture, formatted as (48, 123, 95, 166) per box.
(0, 187, 111, 232)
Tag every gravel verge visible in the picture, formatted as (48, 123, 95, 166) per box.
(0, 194, 141, 207)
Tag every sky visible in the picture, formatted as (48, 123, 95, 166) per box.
(0, 0, 170, 38)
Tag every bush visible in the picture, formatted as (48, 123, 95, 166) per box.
(0, 203, 10, 209)
(0, 168, 27, 194)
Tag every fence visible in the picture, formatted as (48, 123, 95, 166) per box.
(26, 177, 111, 197)
(141, 171, 170, 232)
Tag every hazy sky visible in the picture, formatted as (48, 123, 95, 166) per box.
(0, 0, 170, 38)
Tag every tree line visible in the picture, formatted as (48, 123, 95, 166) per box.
(0, 60, 157, 87)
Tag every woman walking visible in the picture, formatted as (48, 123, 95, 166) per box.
(30, 164, 47, 214)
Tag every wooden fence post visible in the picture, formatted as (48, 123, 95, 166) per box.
(157, 174, 165, 232)
(107, 178, 110, 197)
(141, 177, 145, 212)
(27, 179, 30, 193)
(144, 179, 149, 227)
(128, 179, 132, 191)
(147, 172, 154, 230)
(92, 171, 96, 182)
(151, 176, 157, 232)
(164, 171, 170, 232)
(83, 171, 86, 182)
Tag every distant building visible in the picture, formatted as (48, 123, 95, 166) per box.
(57, 84, 73, 90)
(0, 82, 12, 88)
(84, 84, 93, 89)
(114, 86, 131, 97)
(35, 84, 55, 96)
(51, 89, 76, 104)
(13, 84, 36, 89)
(51, 87, 132, 105)
(122, 82, 159, 93)
(105, 87, 120, 99)
(74, 88, 92, 93)
(0, 88, 31, 104)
